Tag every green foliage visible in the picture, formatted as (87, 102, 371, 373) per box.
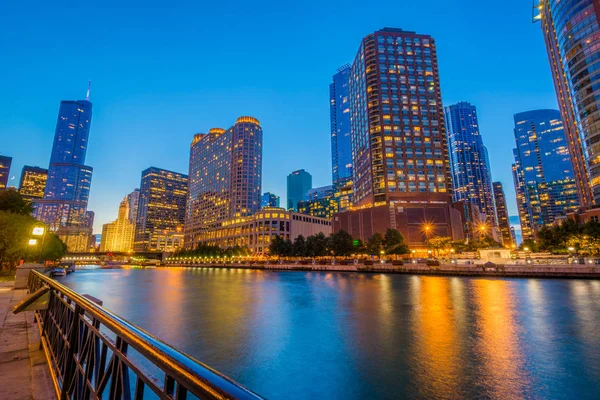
(268, 235, 292, 257)
(328, 230, 354, 256)
(0, 188, 33, 215)
(0, 210, 66, 270)
(537, 219, 600, 254)
(383, 229, 410, 255)
(366, 233, 384, 255)
(518, 239, 539, 252)
(292, 235, 307, 257)
(305, 232, 328, 257)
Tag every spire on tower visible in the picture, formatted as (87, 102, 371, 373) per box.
(86, 80, 91, 101)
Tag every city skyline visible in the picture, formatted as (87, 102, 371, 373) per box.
(1, 1, 559, 233)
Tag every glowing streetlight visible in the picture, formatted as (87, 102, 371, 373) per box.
(524, 247, 530, 252)
(28, 238, 38, 246)
(568, 247, 575, 252)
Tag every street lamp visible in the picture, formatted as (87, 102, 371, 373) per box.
(31, 225, 46, 263)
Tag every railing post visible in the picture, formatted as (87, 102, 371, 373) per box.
(60, 304, 83, 400)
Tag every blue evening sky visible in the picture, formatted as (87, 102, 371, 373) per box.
(0, 0, 557, 234)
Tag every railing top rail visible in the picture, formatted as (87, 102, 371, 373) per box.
(30, 270, 263, 400)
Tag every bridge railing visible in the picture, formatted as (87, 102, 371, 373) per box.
(27, 270, 263, 400)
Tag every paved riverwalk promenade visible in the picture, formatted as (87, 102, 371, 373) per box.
(0, 280, 54, 400)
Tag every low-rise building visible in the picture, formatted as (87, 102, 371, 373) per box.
(195, 207, 331, 254)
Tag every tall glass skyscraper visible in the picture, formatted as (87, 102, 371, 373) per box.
(512, 110, 579, 240)
(261, 192, 280, 208)
(444, 102, 496, 238)
(33, 94, 94, 251)
(287, 169, 312, 211)
(18, 166, 48, 201)
(330, 64, 353, 210)
(184, 117, 263, 249)
(334, 28, 464, 245)
(0, 155, 12, 189)
(135, 167, 188, 252)
(492, 181, 514, 248)
(537, 0, 597, 206)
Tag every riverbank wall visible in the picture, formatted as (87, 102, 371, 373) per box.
(162, 262, 600, 279)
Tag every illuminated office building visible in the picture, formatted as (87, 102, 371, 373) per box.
(287, 169, 312, 211)
(330, 64, 354, 210)
(0, 156, 11, 189)
(193, 207, 331, 255)
(334, 28, 463, 245)
(33, 89, 95, 252)
(100, 197, 135, 253)
(512, 110, 579, 240)
(298, 198, 339, 220)
(261, 192, 280, 208)
(492, 181, 514, 247)
(536, 0, 596, 207)
(134, 167, 188, 252)
(444, 102, 496, 238)
(184, 117, 262, 249)
(18, 166, 48, 201)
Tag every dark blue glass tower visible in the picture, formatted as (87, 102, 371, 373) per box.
(34, 95, 94, 239)
(512, 109, 579, 240)
(330, 65, 353, 210)
(444, 102, 496, 238)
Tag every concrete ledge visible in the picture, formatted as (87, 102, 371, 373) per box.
(14, 264, 45, 290)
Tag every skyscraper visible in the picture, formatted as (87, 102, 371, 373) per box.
(127, 188, 140, 223)
(261, 192, 280, 208)
(184, 117, 263, 249)
(444, 102, 496, 238)
(134, 167, 188, 252)
(287, 169, 312, 211)
(512, 110, 579, 240)
(334, 28, 463, 245)
(537, 0, 596, 207)
(18, 166, 48, 201)
(33, 88, 94, 252)
(492, 181, 514, 248)
(307, 185, 334, 200)
(0, 155, 12, 189)
(100, 197, 135, 253)
(330, 64, 353, 210)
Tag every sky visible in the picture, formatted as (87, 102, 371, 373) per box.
(0, 0, 558, 234)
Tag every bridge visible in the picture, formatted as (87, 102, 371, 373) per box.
(4, 269, 263, 399)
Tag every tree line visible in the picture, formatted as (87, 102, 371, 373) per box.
(269, 229, 410, 257)
(0, 189, 67, 271)
(537, 219, 600, 255)
(175, 243, 251, 258)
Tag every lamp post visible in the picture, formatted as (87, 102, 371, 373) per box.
(31, 225, 46, 264)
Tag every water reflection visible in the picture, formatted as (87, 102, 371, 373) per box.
(59, 269, 600, 399)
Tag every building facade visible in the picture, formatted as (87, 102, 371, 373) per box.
(194, 207, 331, 254)
(537, 0, 597, 207)
(100, 197, 135, 252)
(286, 169, 312, 211)
(127, 189, 140, 223)
(184, 117, 263, 249)
(492, 181, 514, 247)
(18, 166, 48, 201)
(261, 192, 280, 208)
(134, 167, 188, 252)
(444, 102, 497, 238)
(512, 110, 579, 240)
(330, 64, 354, 210)
(335, 28, 462, 244)
(33, 95, 94, 252)
(298, 197, 339, 220)
(0, 156, 11, 189)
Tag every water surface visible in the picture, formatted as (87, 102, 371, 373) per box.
(59, 268, 600, 399)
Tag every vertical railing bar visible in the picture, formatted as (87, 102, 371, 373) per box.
(60, 305, 83, 400)
(134, 377, 145, 400)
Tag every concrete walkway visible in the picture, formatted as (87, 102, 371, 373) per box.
(0, 280, 55, 400)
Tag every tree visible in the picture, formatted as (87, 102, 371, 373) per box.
(269, 235, 292, 258)
(353, 238, 367, 255)
(519, 239, 538, 252)
(292, 235, 307, 257)
(306, 232, 328, 257)
(426, 236, 453, 256)
(0, 188, 33, 215)
(383, 229, 410, 255)
(366, 233, 384, 255)
(328, 230, 354, 257)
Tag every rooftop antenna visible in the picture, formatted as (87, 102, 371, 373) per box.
(86, 80, 91, 100)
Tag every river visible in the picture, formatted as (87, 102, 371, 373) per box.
(58, 267, 600, 399)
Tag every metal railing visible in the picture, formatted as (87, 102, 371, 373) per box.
(27, 270, 263, 400)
